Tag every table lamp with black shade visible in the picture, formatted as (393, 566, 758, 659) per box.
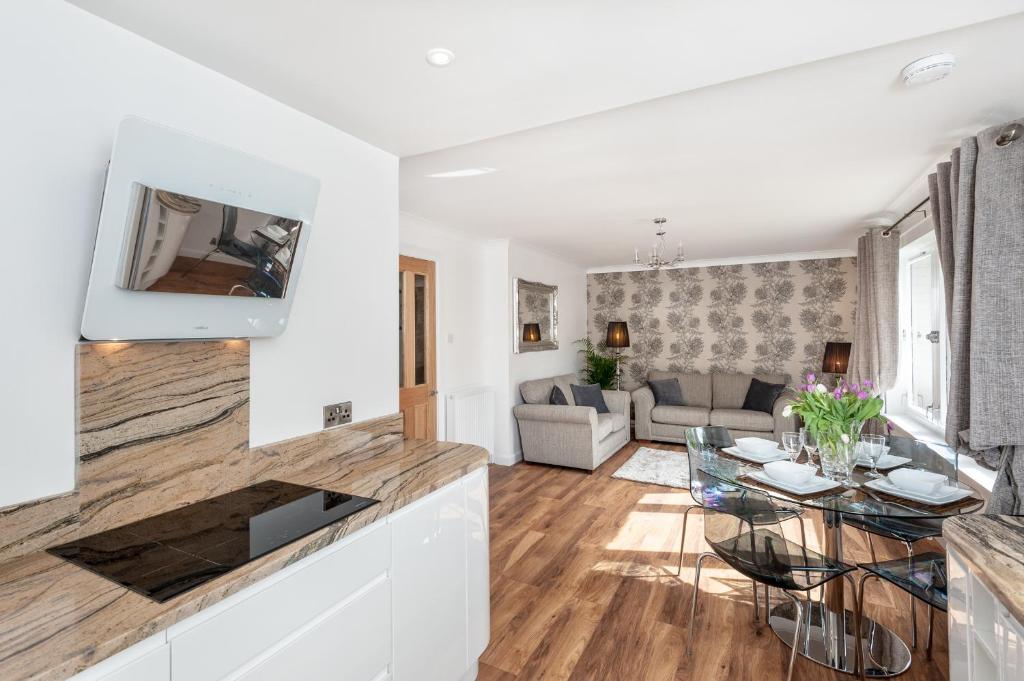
(522, 323, 541, 344)
(605, 321, 630, 390)
(821, 341, 852, 382)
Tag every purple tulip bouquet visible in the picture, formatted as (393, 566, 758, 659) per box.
(783, 373, 889, 480)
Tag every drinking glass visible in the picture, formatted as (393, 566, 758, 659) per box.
(782, 432, 802, 464)
(861, 434, 886, 478)
(819, 444, 838, 480)
(839, 440, 860, 487)
(800, 428, 818, 469)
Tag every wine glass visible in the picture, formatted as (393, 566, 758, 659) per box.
(782, 432, 802, 464)
(861, 434, 886, 478)
(801, 428, 818, 469)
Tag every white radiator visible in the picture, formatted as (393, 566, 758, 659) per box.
(445, 386, 495, 456)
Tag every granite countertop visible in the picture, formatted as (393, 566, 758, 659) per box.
(944, 514, 1024, 623)
(0, 438, 488, 681)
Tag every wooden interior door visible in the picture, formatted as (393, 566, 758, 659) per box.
(399, 255, 437, 440)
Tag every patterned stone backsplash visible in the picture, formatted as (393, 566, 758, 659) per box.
(0, 340, 403, 562)
(588, 257, 857, 389)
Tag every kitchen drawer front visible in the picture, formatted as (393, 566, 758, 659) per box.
(231, 574, 391, 681)
(170, 520, 390, 681)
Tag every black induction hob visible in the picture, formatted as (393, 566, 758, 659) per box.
(48, 481, 379, 603)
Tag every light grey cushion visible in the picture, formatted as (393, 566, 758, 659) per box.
(710, 408, 774, 432)
(520, 373, 577, 405)
(649, 371, 712, 408)
(712, 373, 786, 409)
(596, 412, 627, 440)
(651, 405, 711, 427)
(520, 377, 554, 404)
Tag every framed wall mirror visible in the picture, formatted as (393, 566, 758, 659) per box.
(513, 278, 558, 353)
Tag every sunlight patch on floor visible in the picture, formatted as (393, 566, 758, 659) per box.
(605, 511, 683, 552)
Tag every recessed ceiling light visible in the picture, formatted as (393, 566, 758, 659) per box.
(900, 53, 956, 87)
(426, 167, 497, 179)
(425, 48, 455, 68)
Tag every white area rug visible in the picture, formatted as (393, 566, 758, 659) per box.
(611, 447, 690, 489)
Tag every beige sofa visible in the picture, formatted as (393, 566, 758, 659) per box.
(513, 374, 631, 471)
(632, 370, 795, 444)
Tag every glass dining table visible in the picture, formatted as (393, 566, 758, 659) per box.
(697, 435, 984, 677)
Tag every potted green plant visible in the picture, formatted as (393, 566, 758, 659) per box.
(575, 337, 621, 390)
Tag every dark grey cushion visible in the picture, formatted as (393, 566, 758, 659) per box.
(648, 378, 685, 406)
(741, 378, 786, 414)
(571, 383, 610, 414)
(550, 386, 568, 405)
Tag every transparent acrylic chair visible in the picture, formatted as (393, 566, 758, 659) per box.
(680, 426, 806, 621)
(686, 465, 860, 681)
(856, 551, 948, 674)
(843, 436, 956, 647)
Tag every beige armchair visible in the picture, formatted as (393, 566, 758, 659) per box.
(633, 371, 796, 444)
(514, 374, 631, 471)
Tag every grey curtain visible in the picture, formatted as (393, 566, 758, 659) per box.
(929, 119, 1024, 514)
(848, 230, 900, 392)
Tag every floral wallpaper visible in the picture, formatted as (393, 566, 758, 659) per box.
(587, 257, 857, 390)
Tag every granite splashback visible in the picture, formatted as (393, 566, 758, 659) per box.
(0, 340, 404, 563)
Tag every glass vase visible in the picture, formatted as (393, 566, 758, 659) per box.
(812, 421, 864, 485)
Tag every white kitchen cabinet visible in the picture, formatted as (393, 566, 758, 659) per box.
(169, 520, 390, 681)
(465, 467, 491, 662)
(391, 472, 470, 681)
(72, 468, 489, 681)
(232, 574, 391, 681)
(948, 544, 1024, 681)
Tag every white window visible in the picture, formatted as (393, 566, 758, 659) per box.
(893, 231, 947, 428)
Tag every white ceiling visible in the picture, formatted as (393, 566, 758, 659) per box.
(401, 14, 1024, 266)
(70, 1, 1024, 266)
(70, 0, 1024, 157)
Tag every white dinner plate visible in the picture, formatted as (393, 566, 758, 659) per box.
(863, 478, 975, 506)
(854, 454, 912, 470)
(746, 469, 843, 495)
(722, 446, 789, 464)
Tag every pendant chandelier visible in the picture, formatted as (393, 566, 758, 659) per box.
(633, 218, 685, 269)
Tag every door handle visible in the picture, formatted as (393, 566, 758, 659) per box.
(429, 389, 438, 396)
(925, 330, 940, 344)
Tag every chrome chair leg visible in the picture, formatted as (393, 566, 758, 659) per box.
(783, 591, 804, 681)
(857, 571, 886, 680)
(753, 578, 760, 622)
(687, 552, 717, 655)
(865, 531, 878, 564)
(678, 505, 702, 576)
(906, 541, 917, 649)
(842, 572, 863, 678)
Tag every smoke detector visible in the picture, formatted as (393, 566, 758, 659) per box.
(901, 53, 956, 87)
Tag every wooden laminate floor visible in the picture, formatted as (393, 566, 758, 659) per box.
(480, 440, 948, 681)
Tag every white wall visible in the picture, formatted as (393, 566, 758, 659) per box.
(398, 213, 506, 438)
(398, 215, 586, 465)
(0, 1, 398, 507)
(506, 242, 587, 462)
